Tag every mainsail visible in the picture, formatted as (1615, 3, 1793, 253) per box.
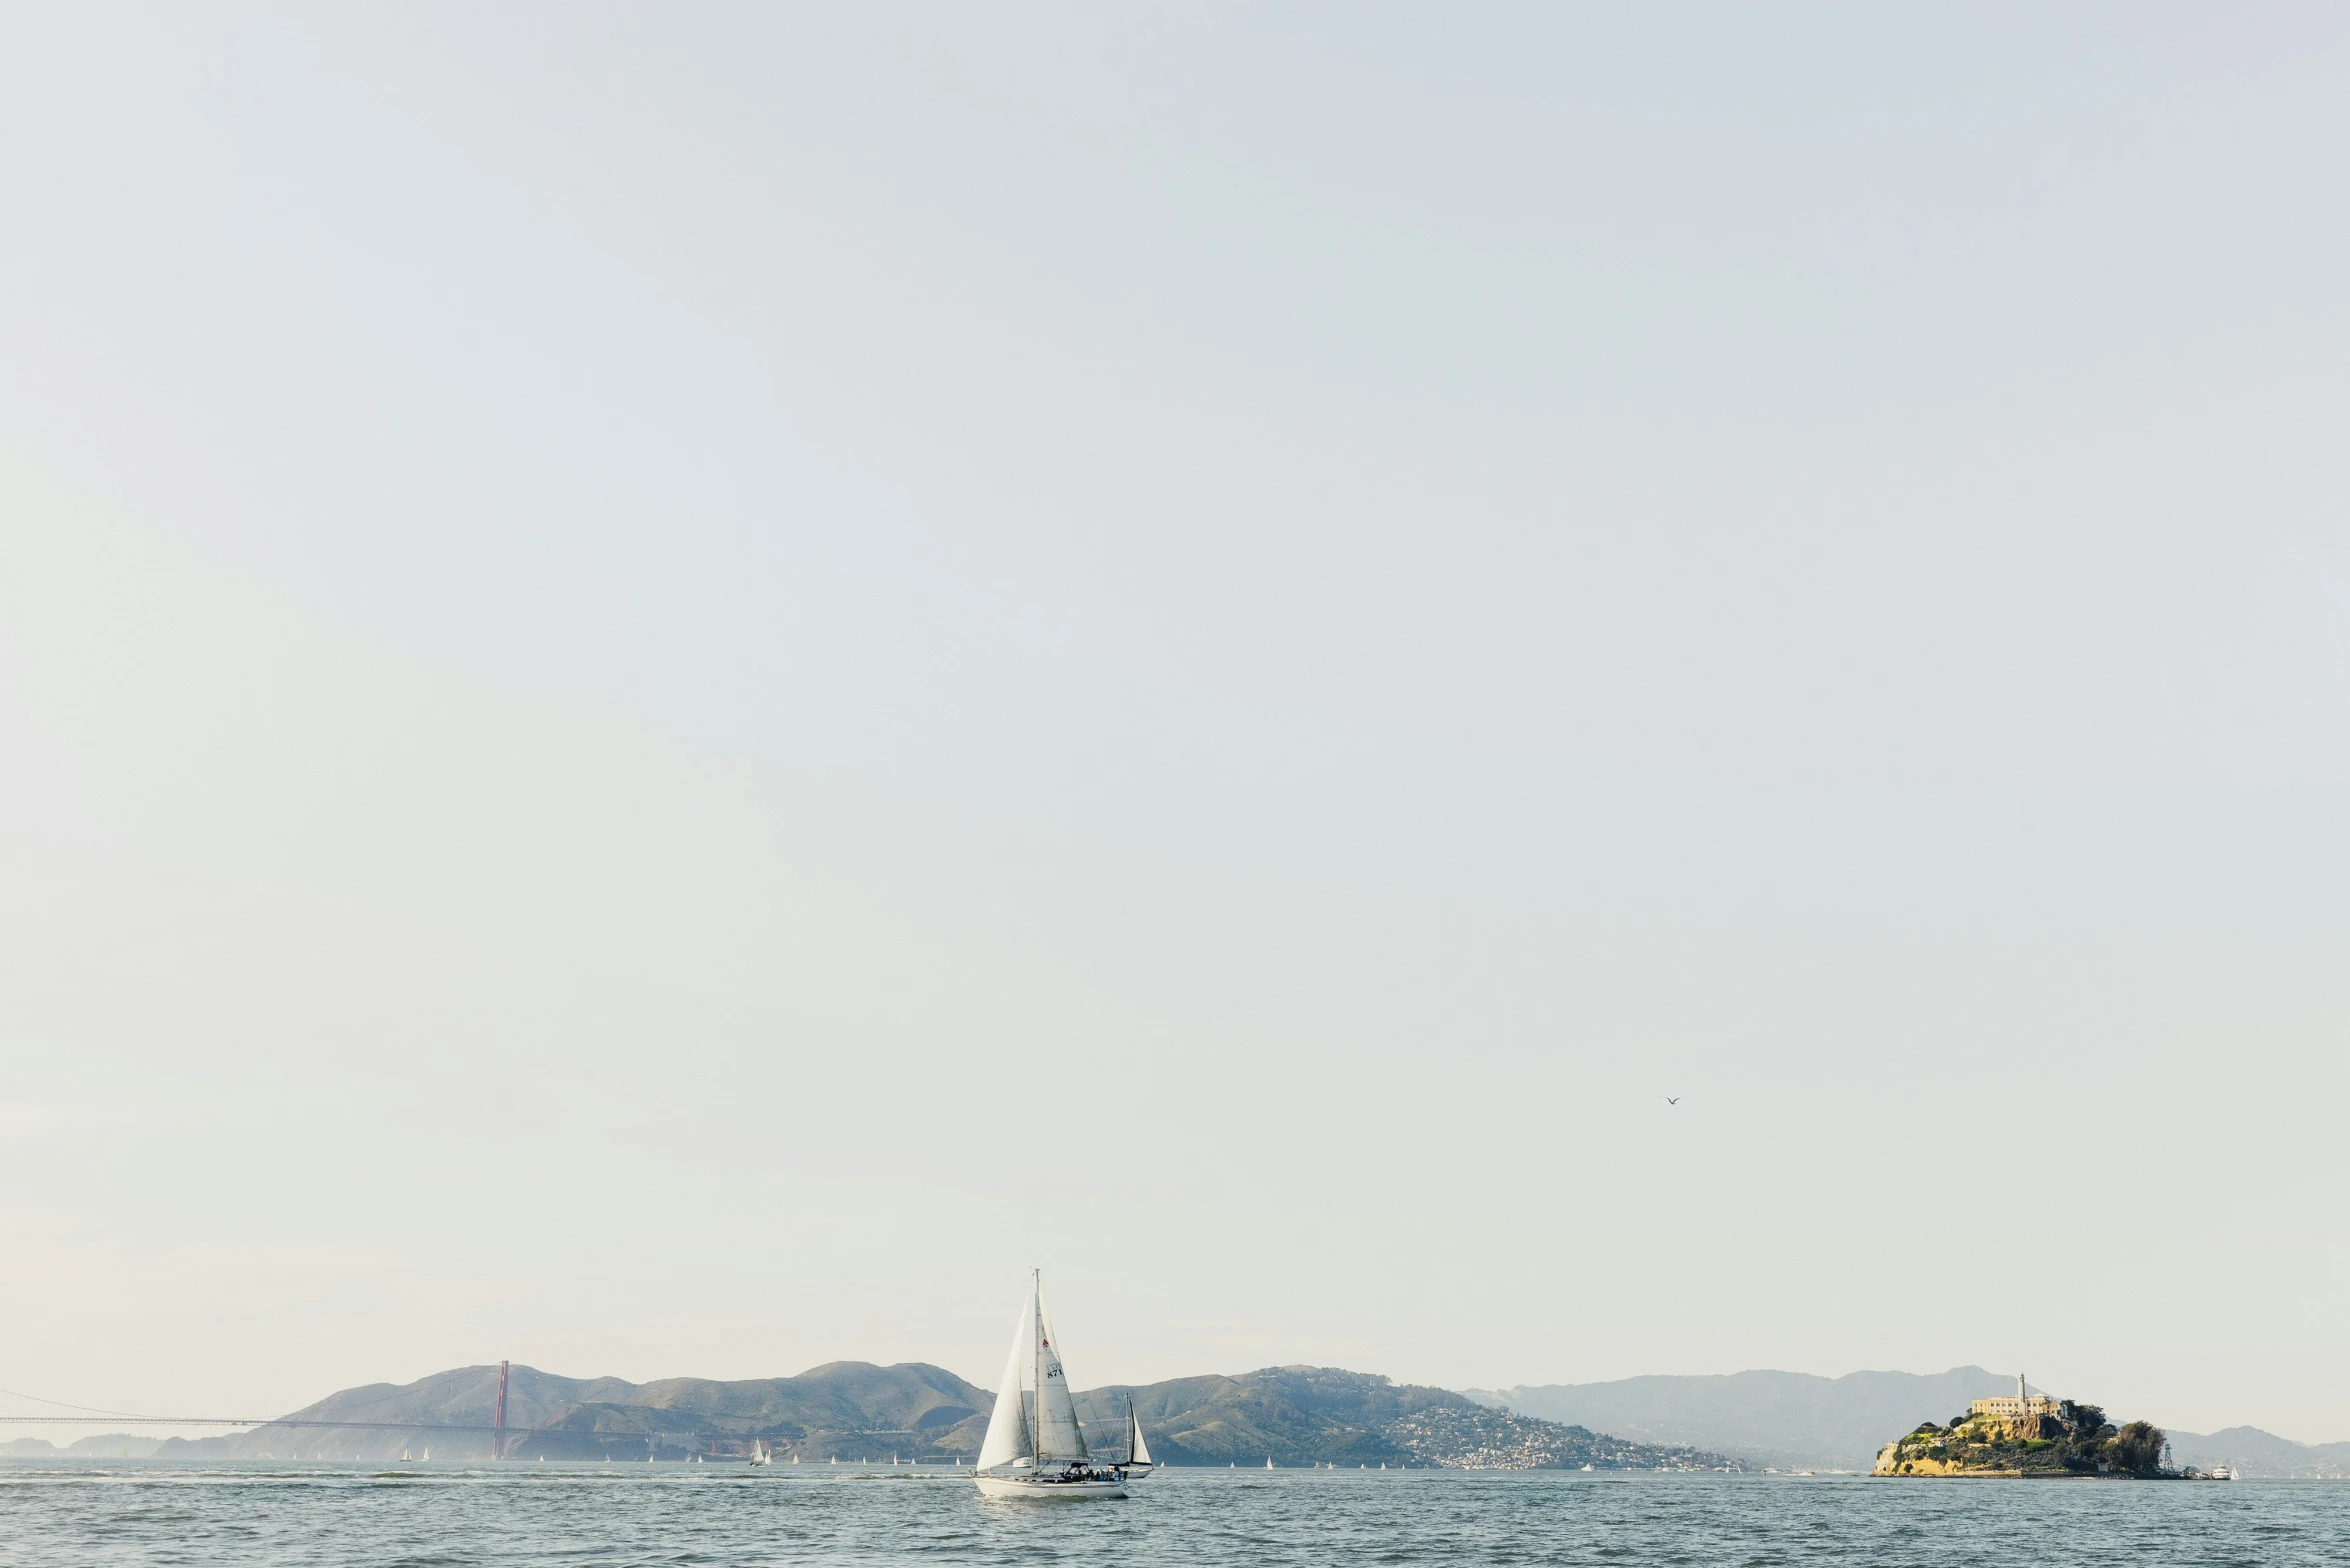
(1033, 1284, 1089, 1462)
(975, 1287, 1034, 1471)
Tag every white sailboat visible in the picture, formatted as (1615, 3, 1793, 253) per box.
(971, 1270, 1153, 1500)
(750, 1440, 771, 1466)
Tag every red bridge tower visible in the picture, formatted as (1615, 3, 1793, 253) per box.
(493, 1360, 509, 1461)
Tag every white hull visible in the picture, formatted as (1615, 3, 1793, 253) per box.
(972, 1474, 1128, 1500)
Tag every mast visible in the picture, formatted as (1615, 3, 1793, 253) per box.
(1032, 1269, 1044, 1464)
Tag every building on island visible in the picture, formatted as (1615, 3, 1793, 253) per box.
(1969, 1373, 2063, 1421)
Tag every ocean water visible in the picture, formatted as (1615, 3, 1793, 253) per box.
(2, 1462, 2342, 1567)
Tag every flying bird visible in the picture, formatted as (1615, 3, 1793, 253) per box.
(1664, 1097, 1680, 1105)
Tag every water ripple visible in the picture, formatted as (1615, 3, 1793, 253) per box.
(0, 1464, 2344, 1567)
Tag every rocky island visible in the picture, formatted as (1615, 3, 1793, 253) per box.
(1873, 1376, 2168, 1478)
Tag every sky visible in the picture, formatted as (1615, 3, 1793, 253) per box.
(2, 3, 2347, 1446)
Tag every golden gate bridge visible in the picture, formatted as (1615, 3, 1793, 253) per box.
(0, 1361, 523, 1452)
(0, 1362, 956, 1461)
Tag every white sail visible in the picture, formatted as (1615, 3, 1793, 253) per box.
(1034, 1284, 1089, 1462)
(1129, 1403, 1153, 1466)
(975, 1286, 1034, 1471)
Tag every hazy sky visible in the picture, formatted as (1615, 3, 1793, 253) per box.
(4, 4, 2348, 1445)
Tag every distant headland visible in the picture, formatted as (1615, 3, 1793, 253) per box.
(152, 1362, 1739, 1472)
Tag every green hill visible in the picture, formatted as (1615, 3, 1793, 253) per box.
(1080, 1366, 1728, 1469)
(159, 1361, 989, 1463)
(160, 1361, 1735, 1469)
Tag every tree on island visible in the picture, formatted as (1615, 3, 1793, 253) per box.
(2102, 1421, 2165, 1476)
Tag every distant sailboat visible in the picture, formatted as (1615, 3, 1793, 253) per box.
(1266, 1457, 1274, 1469)
(971, 1270, 1152, 1500)
(751, 1441, 771, 1466)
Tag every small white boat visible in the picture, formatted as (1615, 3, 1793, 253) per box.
(750, 1441, 771, 1466)
(971, 1271, 1153, 1501)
